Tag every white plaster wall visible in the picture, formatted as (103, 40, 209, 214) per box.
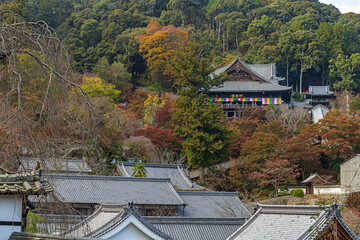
(110, 223, 153, 240)
(313, 186, 343, 195)
(0, 197, 22, 221)
(0, 197, 22, 240)
(0, 225, 21, 240)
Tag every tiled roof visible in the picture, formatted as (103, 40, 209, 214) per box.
(248, 64, 284, 81)
(117, 162, 203, 190)
(177, 192, 251, 218)
(301, 172, 328, 184)
(19, 157, 92, 174)
(146, 217, 246, 240)
(63, 204, 173, 239)
(36, 174, 185, 206)
(0, 169, 52, 195)
(311, 104, 329, 123)
(209, 81, 292, 93)
(9, 232, 95, 240)
(306, 86, 334, 96)
(227, 204, 326, 240)
(227, 204, 358, 240)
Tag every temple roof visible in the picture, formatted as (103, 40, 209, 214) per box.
(146, 217, 246, 240)
(63, 204, 172, 239)
(177, 191, 251, 218)
(63, 203, 247, 240)
(209, 81, 292, 93)
(306, 86, 334, 96)
(9, 232, 95, 240)
(34, 174, 185, 206)
(227, 204, 359, 240)
(19, 157, 92, 174)
(116, 162, 202, 190)
(0, 168, 52, 195)
(210, 56, 292, 93)
(301, 172, 328, 184)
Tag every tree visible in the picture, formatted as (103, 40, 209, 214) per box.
(280, 124, 323, 180)
(80, 76, 121, 103)
(169, 41, 231, 182)
(317, 109, 360, 168)
(330, 53, 360, 108)
(131, 164, 147, 177)
(173, 93, 231, 182)
(167, 41, 228, 95)
(251, 159, 300, 197)
(135, 21, 188, 89)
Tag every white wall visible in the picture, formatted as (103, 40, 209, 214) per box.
(0, 196, 22, 240)
(110, 223, 153, 240)
(313, 185, 343, 195)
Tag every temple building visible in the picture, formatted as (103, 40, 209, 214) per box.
(209, 56, 292, 119)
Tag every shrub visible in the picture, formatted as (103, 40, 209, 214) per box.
(290, 188, 304, 197)
(346, 192, 360, 210)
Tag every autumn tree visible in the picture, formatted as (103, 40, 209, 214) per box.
(251, 159, 300, 197)
(80, 76, 121, 103)
(280, 124, 323, 180)
(135, 21, 188, 90)
(317, 109, 360, 168)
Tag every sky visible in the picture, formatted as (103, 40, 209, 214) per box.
(319, 0, 360, 14)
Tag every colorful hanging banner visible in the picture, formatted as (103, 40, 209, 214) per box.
(210, 97, 282, 105)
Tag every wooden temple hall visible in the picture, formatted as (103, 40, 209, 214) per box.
(209, 56, 292, 119)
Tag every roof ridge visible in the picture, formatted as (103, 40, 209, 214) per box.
(47, 174, 173, 182)
(119, 161, 180, 168)
(178, 191, 238, 196)
(176, 166, 194, 188)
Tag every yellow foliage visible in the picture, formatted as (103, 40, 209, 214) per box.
(80, 76, 121, 103)
(143, 94, 165, 126)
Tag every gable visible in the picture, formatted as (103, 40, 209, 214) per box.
(99, 215, 167, 240)
(226, 60, 266, 83)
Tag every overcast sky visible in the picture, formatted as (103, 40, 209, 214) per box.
(319, 0, 360, 14)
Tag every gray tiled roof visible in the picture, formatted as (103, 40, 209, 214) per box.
(306, 86, 334, 96)
(210, 57, 291, 93)
(177, 192, 251, 218)
(19, 157, 92, 174)
(146, 217, 246, 240)
(227, 204, 328, 240)
(9, 232, 95, 240)
(301, 172, 328, 184)
(311, 104, 329, 123)
(209, 81, 292, 93)
(37, 174, 185, 206)
(63, 204, 173, 239)
(0, 169, 52, 195)
(248, 64, 284, 81)
(117, 162, 202, 190)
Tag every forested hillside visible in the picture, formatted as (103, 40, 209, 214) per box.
(1, 0, 360, 203)
(4, 0, 360, 92)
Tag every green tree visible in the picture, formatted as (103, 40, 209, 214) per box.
(330, 53, 360, 107)
(131, 164, 147, 177)
(169, 42, 231, 182)
(174, 93, 231, 182)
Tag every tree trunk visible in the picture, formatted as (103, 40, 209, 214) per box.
(299, 71, 303, 93)
(286, 59, 289, 87)
(180, 10, 185, 27)
(199, 166, 205, 183)
(235, 33, 239, 50)
(218, 20, 221, 42)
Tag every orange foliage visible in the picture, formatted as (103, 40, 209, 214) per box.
(135, 21, 188, 73)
